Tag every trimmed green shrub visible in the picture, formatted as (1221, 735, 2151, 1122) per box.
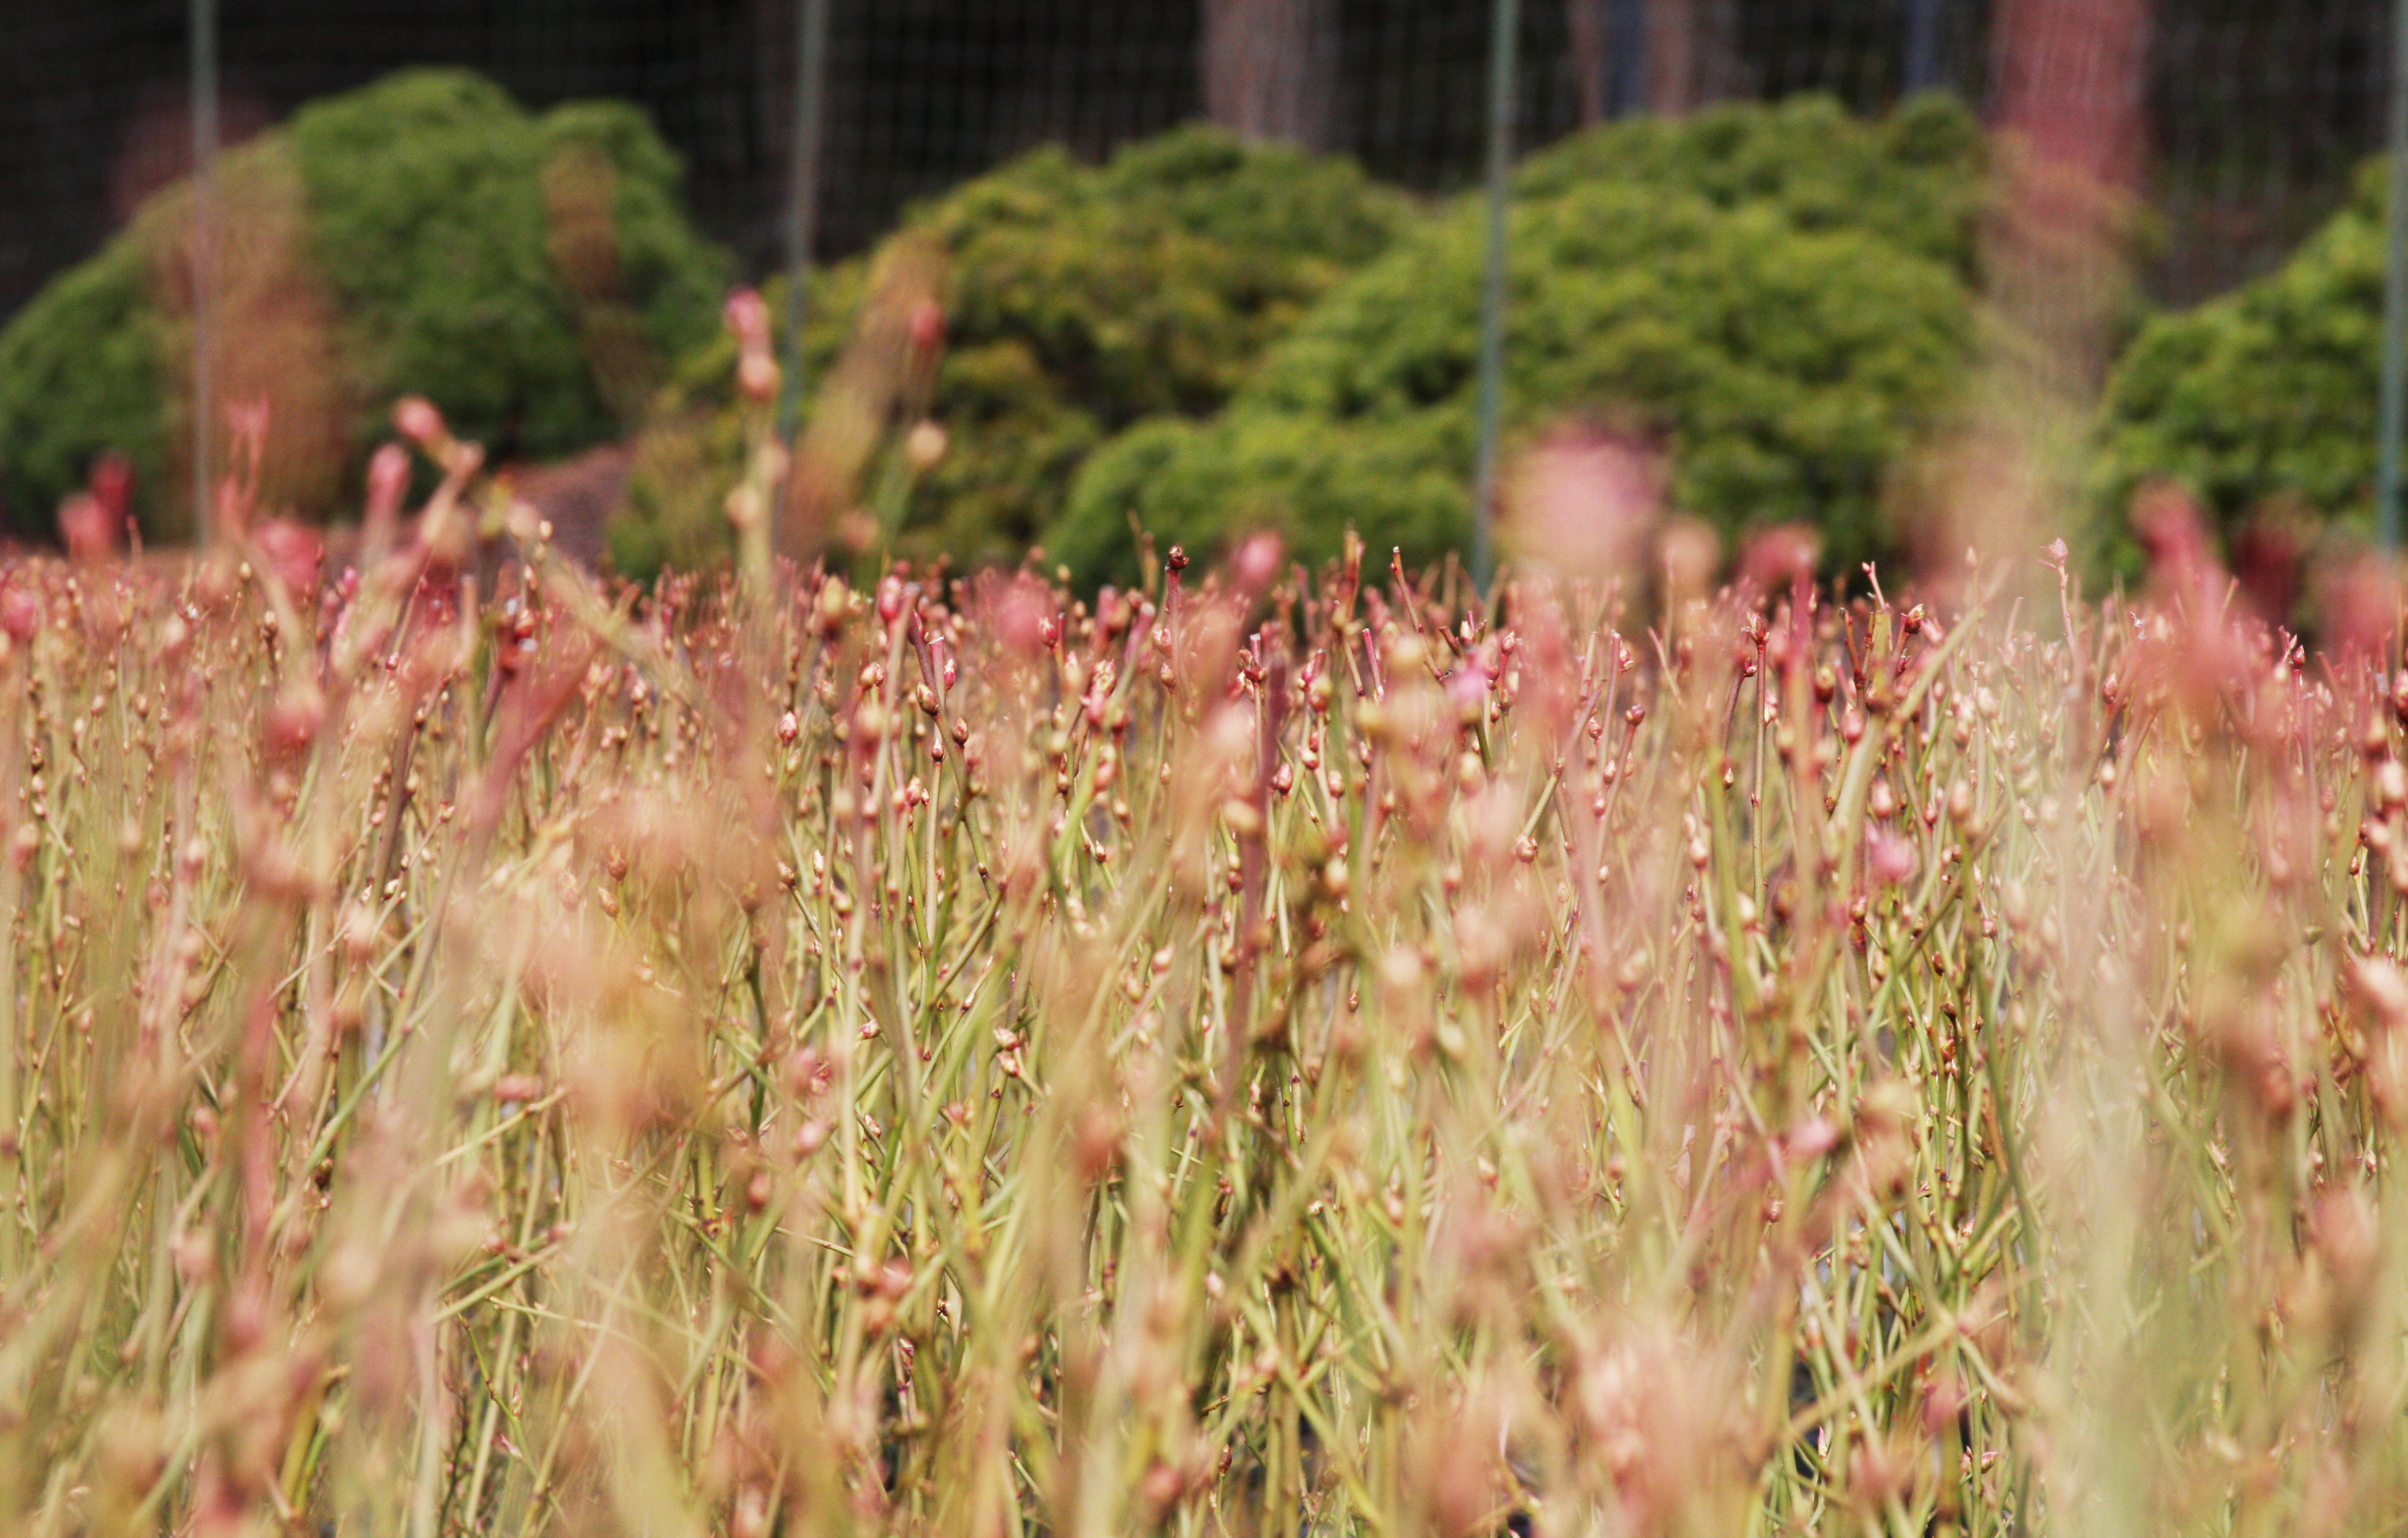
(0, 68, 726, 539)
(614, 124, 1416, 578)
(1509, 92, 1987, 276)
(1048, 95, 1989, 588)
(0, 238, 170, 541)
(2093, 158, 2391, 544)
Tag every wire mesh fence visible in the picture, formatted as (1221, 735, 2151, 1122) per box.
(1, 0, 2400, 328)
(2152, 0, 2394, 300)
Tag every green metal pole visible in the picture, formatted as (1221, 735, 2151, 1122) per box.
(190, 0, 217, 545)
(777, 0, 832, 541)
(1471, 0, 1519, 590)
(2380, 0, 2408, 553)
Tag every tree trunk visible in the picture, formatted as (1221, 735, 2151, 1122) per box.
(1200, 0, 1338, 149)
(1641, 0, 1742, 116)
(1921, 0, 2152, 581)
(1568, 0, 1648, 123)
(1992, 0, 2151, 193)
(1988, 0, 2152, 386)
(1569, 0, 1608, 123)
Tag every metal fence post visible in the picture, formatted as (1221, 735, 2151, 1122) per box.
(1604, 0, 1647, 118)
(190, 0, 217, 545)
(777, 0, 832, 552)
(2381, 0, 2408, 554)
(1903, 0, 1945, 94)
(1472, 0, 1519, 591)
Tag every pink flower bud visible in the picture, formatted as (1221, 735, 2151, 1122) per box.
(89, 451, 134, 523)
(907, 300, 945, 357)
(737, 352, 780, 404)
(1231, 532, 1283, 593)
(263, 681, 326, 760)
(365, 443, 411, 529)
(394, 396, 447, 445)
(1785, 1115, 1840, 1159)
(1738, 524, 1820, 594)
(726, 289, 780, 402)
(58, 492, 115, 563)
(1506, 424, 1662, 582)
(0, 585, 40, 644)
(1867, 830, 1916, 887)
(255, 518, 324, 596)
(724, 288, 772, 350)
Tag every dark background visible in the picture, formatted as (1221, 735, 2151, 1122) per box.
(0, 0, 2389, 324)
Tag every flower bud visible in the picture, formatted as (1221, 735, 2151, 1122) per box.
(394, 396, 447, 446)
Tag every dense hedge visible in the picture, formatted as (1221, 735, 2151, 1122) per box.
(1047, 95, 1990, 587)
(0, 69, 726, 539)
(0, 237, 171, 541)
(613, 125, 1416, 578)
(2093, 158, 2391, 545)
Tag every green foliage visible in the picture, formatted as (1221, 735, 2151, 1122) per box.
(1514, 90, 1989, 274)
(0, 68, 726, 539)
(1049, 95, 1988, 588)
(2093, 158, 2392, 544)
(290, 74, 726, 459)
(0, 238, 170, 541)
(614, 125, 1415, 579)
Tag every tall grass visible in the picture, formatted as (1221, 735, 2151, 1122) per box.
(0, 421, 2403, 1536)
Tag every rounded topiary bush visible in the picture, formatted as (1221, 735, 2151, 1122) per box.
(0, 67, 726, 540)
(614, 124, 1416, 578)
(2093, 159, 2392, 545)
(1048, 95, 1989, 588)
(0, 238, 172, 541)
(1510, 90, 1987, 275)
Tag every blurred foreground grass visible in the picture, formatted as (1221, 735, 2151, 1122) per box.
(2, 452, 2407, 1537)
